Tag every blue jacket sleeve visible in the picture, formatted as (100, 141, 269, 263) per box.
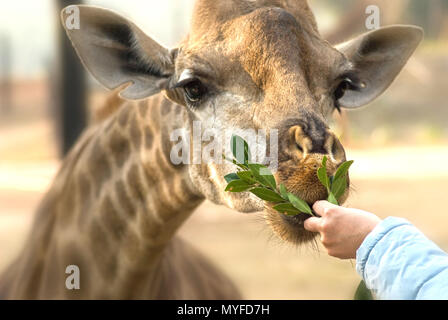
(356, 217, 448, 300)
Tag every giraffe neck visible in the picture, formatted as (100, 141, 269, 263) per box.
(8, 95, 205, 299)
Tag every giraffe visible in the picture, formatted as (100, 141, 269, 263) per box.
(0, 0, 422, 299)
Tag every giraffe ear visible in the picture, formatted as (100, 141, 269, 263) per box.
(61, 5, 175, 100)
(335, 25, 423, 109)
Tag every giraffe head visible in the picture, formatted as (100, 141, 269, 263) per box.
(62, 1, 422, 244)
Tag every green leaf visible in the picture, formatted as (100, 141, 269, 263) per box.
(322, 155, 328, 168)
(237, 171, 257, 184)
(331, 176, 347, 200)
(261, 168, 277, 190)
(231, 135, 251, 165)
(317, 167, 330, 192)
(248, 163, 276, 190)
(250, 187, 284, 203)
(273, 203, 302, 216)
(225, 180, 252, 192)
(327, 192, 339, 205)
(334, 160, 354, 182)
(223, 155, 249, 170)
(354, 280, 373, 300)
(317, 156, 330, 192)
(224, 173, 240, 183)
(279, 184, 289, 201)
(287, 193, 313, 215)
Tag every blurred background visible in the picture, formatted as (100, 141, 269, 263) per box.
(0, 0, 447, 299)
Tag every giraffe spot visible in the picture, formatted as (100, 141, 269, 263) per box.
(149, 102, 160, 132)
(144, 126, 154, 150)
(138, 100, 149, 118)
(89, 139, 112, 196)
(89, 219, 118, 281)
(118, 105, 130, 127)
(115, 180, 136, 218)
(139, 204, 164, 240)
(155, 149, 169, 172)
(160, 98, 172, 116)
(142, 164, 158, 186)
(77, 173, 92, 226)
(127, 164, 146, 207)
(100, 196, 128, 242)
(122, 228, 141, 262)
(109, 129, 130, 168)
(129, 113, 142, 150)
(175, 105, 182, 114)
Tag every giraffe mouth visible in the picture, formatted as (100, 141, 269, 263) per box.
(281, 212, 313, 229)
(263, 179, 349, 244)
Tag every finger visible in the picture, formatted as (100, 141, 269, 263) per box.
(312, 200, 340, 217)
(304, 217, 322, 233)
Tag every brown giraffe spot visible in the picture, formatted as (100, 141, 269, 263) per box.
(139, 204, 164, 241)
(89, 219, 118, 281)
(126, 164, 146, 207)
(144, 126, 154, 150)
(100, 195, 127, 242)
(160, 98, 171, 116)
(175, 105, 182, 114)
(122, 228, 141, 262)
(89, 139, 112, 196)
(117, 105, 130, 127)
(155, 148, 169, 173)
(129, 113, 142, 151)
(138, 100, 149, 118)
(149, 102, 160, 131)
(77, 172, 92, 227)
(142, 163, 158, 187)
(108, 129, 130, 168)
(115, 180, 136, 218)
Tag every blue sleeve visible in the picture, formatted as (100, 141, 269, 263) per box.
(356, 217, 448, 300)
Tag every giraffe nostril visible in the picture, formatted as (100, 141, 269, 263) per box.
(296, 143, 304, 153)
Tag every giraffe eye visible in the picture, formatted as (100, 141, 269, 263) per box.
(184, 79, 208, 103)
(334, 78, 351, 101)
(333, 74, 364, 103)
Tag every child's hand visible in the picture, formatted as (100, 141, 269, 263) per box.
(304, 201, 382, 259)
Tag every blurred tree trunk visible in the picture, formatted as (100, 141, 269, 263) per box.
(56, 0, 87, 157)
(0, 34, 12, 116)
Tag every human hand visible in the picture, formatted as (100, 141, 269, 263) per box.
(304, 201, 382, 259)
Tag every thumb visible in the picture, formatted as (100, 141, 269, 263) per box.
(304, 217, 322, 233)
(313, 200, 340, 217)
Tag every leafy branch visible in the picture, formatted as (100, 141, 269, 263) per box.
(223, 135, 353, 216)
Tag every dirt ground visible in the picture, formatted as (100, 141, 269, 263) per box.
(1, 120, 447, 299)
